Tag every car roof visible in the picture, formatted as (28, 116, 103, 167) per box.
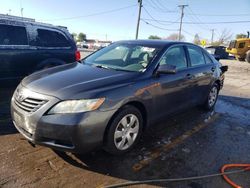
(0, 14, 68, 32)
(115, 40, 195, 48)
(206, 45, 226, 48)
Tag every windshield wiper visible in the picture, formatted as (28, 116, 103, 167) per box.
(93, 64, 111, 70)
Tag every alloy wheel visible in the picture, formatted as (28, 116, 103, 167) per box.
(208, 86, 218, 107)
(114, 114, 139, 150)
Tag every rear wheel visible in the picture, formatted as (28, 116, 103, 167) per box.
(203, 83, 219, 111)
(246, 50, 250, 63)
(104, 105, 143, 155)
(236, 56, 245, 61)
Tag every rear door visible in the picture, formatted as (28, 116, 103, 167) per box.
(185, 45, 215, 104)
(153, 45, 194, 119)
(0, 23, 33, 81)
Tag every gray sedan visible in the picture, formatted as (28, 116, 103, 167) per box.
(11, 40, 227, 155)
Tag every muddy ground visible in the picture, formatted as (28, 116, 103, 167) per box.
(0, 59, 249, 188)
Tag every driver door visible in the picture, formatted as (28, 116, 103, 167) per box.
(153, 45, 194, 119)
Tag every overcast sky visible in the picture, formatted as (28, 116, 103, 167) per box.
(1, 0, 250, 42)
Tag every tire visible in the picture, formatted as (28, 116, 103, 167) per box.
(236, 56, 245, 61)
(246, 51, 250, 63)
(104, 105, 143, 155)
(203, 83, 219, 111)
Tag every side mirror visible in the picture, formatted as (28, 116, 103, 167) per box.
(220, 65, 228, 73)
(157, 64, 177, 74)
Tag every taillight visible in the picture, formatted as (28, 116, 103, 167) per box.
(75, 50, 81, 61)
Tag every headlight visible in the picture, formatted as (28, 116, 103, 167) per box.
(47, 98, 105, 114)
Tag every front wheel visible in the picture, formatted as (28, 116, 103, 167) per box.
(104, 105, 143, 155)
(203, 84, 219, 111)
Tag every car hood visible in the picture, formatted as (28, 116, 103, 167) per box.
(22, 63, 138, 99)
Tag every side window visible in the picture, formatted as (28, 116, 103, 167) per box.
(159, 46, 187, 70)
(187, 46, 206, 66)
(36, 29, 70, 47)
(0, 24, 28, 45)
(238, 42, 245, 49)
(203, 52, 213, 64)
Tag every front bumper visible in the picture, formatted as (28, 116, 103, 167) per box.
(11, 85, 116, 153)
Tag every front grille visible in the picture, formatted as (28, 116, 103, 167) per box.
(14, 97, 47, 113)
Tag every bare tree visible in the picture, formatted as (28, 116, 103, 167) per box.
(217, 29, 232, 45)
(193, 34, 200, 45)
(165, 33, 185, 41)
(148, 35, 161, 40)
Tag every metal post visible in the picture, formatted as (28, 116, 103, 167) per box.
(178, 5, 188, 41)
(211, 29, 214, 44)
(135, 0, 142, 39)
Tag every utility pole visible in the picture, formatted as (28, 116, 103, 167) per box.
(135, 0, 142, 39)
(21, 8, 24, 17)
(20, 0, 24, 17)
(178, 4, 188, 41)
(211, 29, 215, 44)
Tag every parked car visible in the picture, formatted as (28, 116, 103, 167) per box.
(11, 40, 227, 155)
(0, 14, 80, 84)
(205, 46, 229, 60)
(76, 41, 89, 49)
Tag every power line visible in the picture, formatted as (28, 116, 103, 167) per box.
(141, 18, 250, 24)
(182, 29, 194, 37)
(142, 6, 179, 26)
(141, 19, 178, 31)
(144, 0, 177, 13)
(186, 13, 250, 17)
(186, 7, 210, 31)
(38, 4, 137, 21)
(155, 0, 171, 12)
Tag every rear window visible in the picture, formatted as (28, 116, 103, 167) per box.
(0, 24, 28, 45)
(36, 29, 70, 47)
(187, 46, 206, 66)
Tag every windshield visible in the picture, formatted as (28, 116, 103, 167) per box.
(228, 40, 236, 48)
(83, 43, 162, 72)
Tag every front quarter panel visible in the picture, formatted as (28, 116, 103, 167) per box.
(97, 77, 161, 124)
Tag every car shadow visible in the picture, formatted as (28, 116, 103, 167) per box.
(0, 86, 17, 136)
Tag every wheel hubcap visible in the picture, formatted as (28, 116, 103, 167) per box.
(208, 86, 218, 107)
(114, 114, 139, 150)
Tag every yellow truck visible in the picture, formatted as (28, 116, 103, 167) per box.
(226, 32, 250, 63)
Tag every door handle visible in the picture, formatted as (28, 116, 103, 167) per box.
(211, 67, 216, 72)
(186, 73, 193, 79)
